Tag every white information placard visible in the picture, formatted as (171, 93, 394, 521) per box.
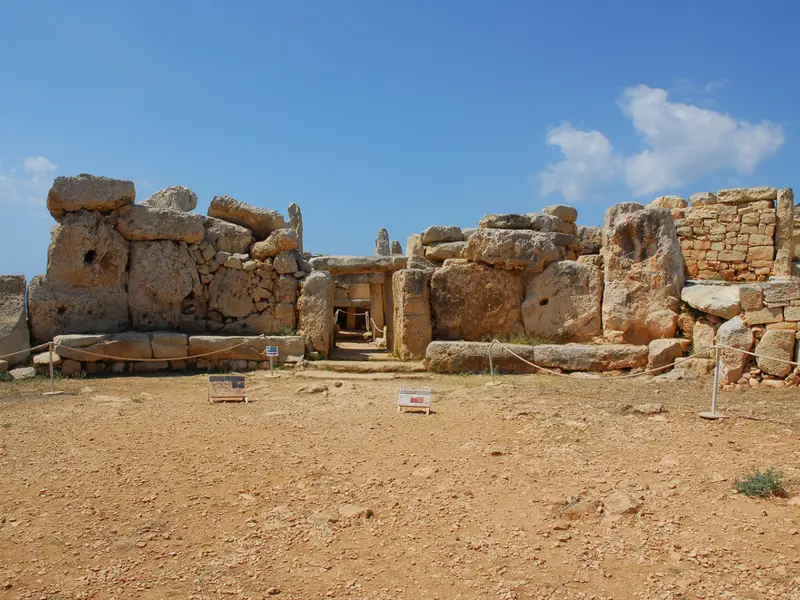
(398, 388, 432, 415)
(265, 346, 279, 357)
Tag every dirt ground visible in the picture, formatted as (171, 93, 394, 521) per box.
(0, 369, 799, 600)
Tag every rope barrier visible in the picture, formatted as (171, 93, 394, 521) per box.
(716, 343, 800, 367)
(0, 341, 52, 361)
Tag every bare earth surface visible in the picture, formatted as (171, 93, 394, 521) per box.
(1, 370, 799, 600)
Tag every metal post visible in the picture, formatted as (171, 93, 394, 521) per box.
(48, 342, 55, 394)
(700, 346, 724, 420)
(269, 355, 274, 377)
(489, 341, 495, 383)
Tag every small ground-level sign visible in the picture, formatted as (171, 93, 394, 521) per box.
(265, 346, 279, 376)
(266, 346, 279, 357)
(398, 388, 432, 415)
(208, 375, 248, 403)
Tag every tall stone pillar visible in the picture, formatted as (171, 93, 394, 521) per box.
(390, 240, 402, 255)
(392, 269, 432, 361)
(297, 271, 333, 358)
(369, 280, 385, 332)
(375, 228, 390, 256)
(774, 188, 794, 278)
(0, 275, 30, 366)
(406, 234, 423, 257)
(288, 203, 303, 254)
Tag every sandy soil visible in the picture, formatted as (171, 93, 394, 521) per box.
(0, 369, 799, 600)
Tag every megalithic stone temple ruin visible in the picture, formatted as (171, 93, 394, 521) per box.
(1, 173, 799, 389)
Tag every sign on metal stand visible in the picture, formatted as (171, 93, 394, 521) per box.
(398, 388, 432, 415)
(266, 346, 279, 376)
(208, 375, 248, 403)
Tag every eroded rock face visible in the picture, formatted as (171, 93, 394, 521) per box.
(647, 339, 689, 371)
(288, 202, 303, 253)
(755, 329, 795, 378)
(297, 271, 333, 358)
(421, 226, 463, 245)
(602, 206, 684, 344)
(391, 241, 402, 255)
(47, 174, 135, 221)
(375, 228, 390, 256)
(128, 241, 202, 330)
(532, 344, 648, 371)
(202, 217, 254, 254)
(187, 335, 304, 361)
(680, 285, 741, 320)
(209, 268, 254, 318)
(0, 276, 30, 365)
(425, 242, 467, 262)
(430, 262, 523, 341)
(46, 210, 130, 290)
(522, 260, 602, 343)
(717, 316, 754, 383)
(426, 341, 537, 374)
(602, 202, 644, 245)
(251, 229, 298, 260)
(464, 229, 560, 271)
(208, 196, 286, 240)
(406, 234, 424, 257)
(142, 186, 197, 212)
(577, 226, 603, 255)
(116, 205, 205, 243)
(717, 187, 777, 203)
(542, 205, 578, 223)
(393, 269, 432, 360)
(478, 214, 531, 229)
(150, 332, 189, 359)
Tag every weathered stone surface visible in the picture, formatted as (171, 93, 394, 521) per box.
(692, 319, 717, 358)
(55, 332, 152, 362)
(461, 228, 479, 240)
(577, 226, 603, 255)
(464, 229, 560, 271)
(28, 279, 129, 344)
(202, 217, 253, 254)
(602, 206, 684, 344)
(297, 272, 333, 358)
(0, 276, 30, 366)
(406, 234, 424, 257)
(542, 205, 578, 223)
(681, 285, 741, 319)
(689, 192, 717, 206)
(717, 316, 754, 383)
(478, 214, 531, 229)
(774, 188, 794, 277)
(602, 202, 644, 245)
(0, 359, 7, 373)
(47, 174, 135, 221)
(744, 306, 783, 325)
(647, 339, 689, 371)
(533, 344, 648, 371)
(674, 357, 716, 375)
(45, 210, 130, 291)
(128, 241, 202, 330)
(649, 195, 687, 209)
(375, 228, 390, 256)
(150, 332, 189, 359)
(522, 260, 602, 342)
(208, 196, 286, 240)
(739, 285, 764, 311)
(393, 269, 432, 360)
(251, 229, 298, 260)
(431, 262, 523, 341)
(274, 251, 298, 275)
(426, 341, 537, 374)
(288, 202, 303, 254)
(755, 329, 794, 378)
(308, 255, 407, 274)
(421, 226, 463, 245)
(425, 241, 467, 262)
(390, 241, 402, 255)
(142, 186, 197, 212)
(188, 335, 305, 362)
(116, 205, 205, 243)
(10, 367, 37, 380)
(209, 268, 254, 318)
(717, 187, 777, 203)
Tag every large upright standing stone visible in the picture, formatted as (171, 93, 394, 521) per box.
(375, 228, 390, 256)
(0, 276, 30, 366)
(774, 188, 794, 277)
(393, 269, 432, 360)
(391, 240, 403, 255)
(297, 271, 334, 358)
(288, 202, 304, 254)
(602, 206, 684, 344)
(406, 234, 424, 257)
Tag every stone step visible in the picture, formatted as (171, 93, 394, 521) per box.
(306, 360, 427, 374)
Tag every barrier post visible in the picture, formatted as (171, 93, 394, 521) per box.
(699, 346, 724, 420)
(43, 342, 64, 396)
(489, 340, 495, 383)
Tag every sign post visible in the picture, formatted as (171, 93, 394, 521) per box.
(398, 388, 432, 415)
(208, 375, 248, 403)
(266, 346, 279, 376)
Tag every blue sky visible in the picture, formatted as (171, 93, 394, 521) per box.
(1, 0, 797, 282)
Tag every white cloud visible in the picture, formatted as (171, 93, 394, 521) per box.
(539, 123, 619, 202)
(539, 84, 784, 201)
(0, 156, 58, 205)
(621, 85, 784, 195)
